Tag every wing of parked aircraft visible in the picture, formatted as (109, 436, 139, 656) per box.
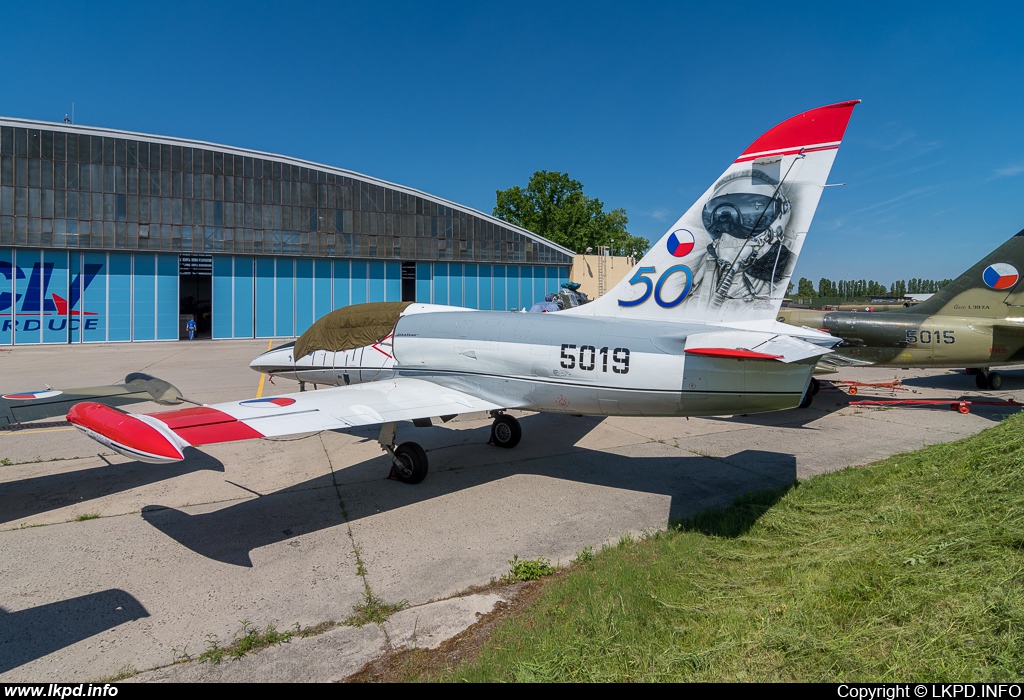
(1, 373, 183, 426)
(69, 101, 858, 483)
(68, 378, 511, 465)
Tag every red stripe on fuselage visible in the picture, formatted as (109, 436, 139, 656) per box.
(151, 406, 265, 445)
(685, 347, 782, 360)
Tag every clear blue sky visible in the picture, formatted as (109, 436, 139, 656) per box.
(3, 1, 1023, 286)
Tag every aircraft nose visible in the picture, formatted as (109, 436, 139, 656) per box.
(249, 346, 293, 374)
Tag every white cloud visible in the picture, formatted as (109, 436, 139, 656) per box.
(992, 164, 1024, 179)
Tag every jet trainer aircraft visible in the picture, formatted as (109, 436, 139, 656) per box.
(68, 101, 858, 483)
(778, 230, 1024, 390)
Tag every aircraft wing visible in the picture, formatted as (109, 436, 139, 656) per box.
(67, 377, 511, 464)
(1, 373, 183, 426)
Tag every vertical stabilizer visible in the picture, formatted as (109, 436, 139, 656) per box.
(908, 230, 1024, 319)
(563, 101, 858, 324)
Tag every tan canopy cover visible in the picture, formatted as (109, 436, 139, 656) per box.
(293, 301, 413, 360)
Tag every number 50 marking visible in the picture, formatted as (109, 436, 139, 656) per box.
(618, 265, 693, 308)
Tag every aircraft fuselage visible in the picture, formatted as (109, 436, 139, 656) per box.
(777, 308, 1024, 367)
(253, 309, 825, 417)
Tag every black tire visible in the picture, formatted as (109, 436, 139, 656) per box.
(490, 414, 522, 449)
(810, 377, 820, 395)
(798, 389, 814, 409)
(988, 372, 1003, 390)
(392, 442, 428, 484)
(976, 372, 989, 390)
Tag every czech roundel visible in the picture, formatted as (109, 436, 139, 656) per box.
(983, 263, 1020, 290)
(2, 390, 63, 400)
(666, 229, 696, 258)
(239, 397, 296, 408)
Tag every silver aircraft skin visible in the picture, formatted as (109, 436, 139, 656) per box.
(252, 308, 833, 418)
(68, 101, 858, 483)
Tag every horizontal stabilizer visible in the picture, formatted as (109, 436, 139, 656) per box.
(685, 331, 833, 364)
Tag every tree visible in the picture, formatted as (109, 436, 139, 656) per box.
(797, 277, 816, 296)
(494, 170, 649, 255)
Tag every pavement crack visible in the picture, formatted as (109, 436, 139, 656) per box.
(319, 433, 399, 647)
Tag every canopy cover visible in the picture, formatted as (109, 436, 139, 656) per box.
(293, 301, 413, 360)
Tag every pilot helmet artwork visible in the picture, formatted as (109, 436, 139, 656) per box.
(698, 169, 795, 308)
(702, 172, 791, 239)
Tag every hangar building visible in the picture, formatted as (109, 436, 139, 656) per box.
(0, 119, 574, 345)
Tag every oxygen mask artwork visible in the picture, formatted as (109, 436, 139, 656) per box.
(698, 170, 793, 309)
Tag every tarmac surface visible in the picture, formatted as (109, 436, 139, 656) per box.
(1, 339, 1022, 682)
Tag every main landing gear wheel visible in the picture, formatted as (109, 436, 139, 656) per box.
(810, 377, 820, 395)
(975, 370, 1003, 390)
(390, 442, 428, 484)
(490, 413, 522, 449)
(798, 388, 814, 409)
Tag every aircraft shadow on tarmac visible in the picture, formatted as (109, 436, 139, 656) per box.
(707, 381, 1023, 429)
(898, 369, 1024, 393)
(0, 589, 148, 674)
(139, 413, 797, 567)
(0, 452, 225, 524)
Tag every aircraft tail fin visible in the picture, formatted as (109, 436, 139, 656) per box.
(907, 230, 1024, 319)
(562, 101, 858, 324)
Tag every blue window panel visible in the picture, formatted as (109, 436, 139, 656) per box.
(13, 249, 42, 344)
(41, 251, 69, 343)
(157, 255, 179, 340)
(533, 266, 547, 305)
(506, 266, 521, 311)
(351, 261, 367, 305)
(464, 264, 477, 309)
(333, 260, 350, 309)
(416, 262, 432, 303)
(523, 266, 536, 306)
(107, 253, 132, 342)
(234, 257, 254, 338)
(0, 249, 13, 344)
(546, 266, 560, 298)
(385, 261, 401, 302)
(368, 261, 385, 303)
(491, 264, 506, 312)
(433, 263, 448, 306)
(77, 252, 106, 343)
(477, 264, 491, 310)
(275, 258, 294, 337)
(255, 257, 275, 337)
(131, 254, 155, 341)
(212, 255, 234, 339)
(295, 258, 314, 335)
(314, 260, 332, 320)
(449, 263, 463, 307)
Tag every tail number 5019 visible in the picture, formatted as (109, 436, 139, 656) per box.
(560, 344, 630, 374)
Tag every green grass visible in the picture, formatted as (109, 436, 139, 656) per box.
(423, 412, 1024, 682)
